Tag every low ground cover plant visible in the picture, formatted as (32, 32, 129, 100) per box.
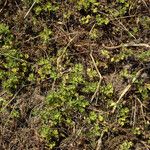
(0, 0, 150, 149)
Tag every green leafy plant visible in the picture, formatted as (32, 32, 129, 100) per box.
(80, 15, 92, 24)
(1, 1, 150, 149)
(132, 127, 141, 135)
(0, 48, 29, 91)
(0, 23, 13, 46)
(34, 63, 90, 148)
(111, 49, 133, 63)
(34, 1, 59, 15)
(118, 107, 129, 126)
(37, 58, 57, 80)
(40, 27, 52, 44)
(139, 16, 150, 30)
(120, 140, 133, 150)
(96, 14, 110, 26)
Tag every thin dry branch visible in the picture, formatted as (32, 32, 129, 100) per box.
(136, 97, 147, 124)
(0, 0, 7, 13)
(102, 42, 150, 50)
(0, 86, 25, 113)
(90, 51, 103, 102)
(24, 1, 36, 19)
(95, 130, 105, 150)
(112, 68, 144, 113)
(57, 34, 78, 72)
(141, 0, 149, 8)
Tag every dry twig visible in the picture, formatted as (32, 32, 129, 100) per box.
(90, 51, 103, 102)
(24, 1, 36, 19)
(102, 42, 150, 50)
(95, 130, 105, 150)
(112, 68, 144, 113)
(0, 85, 26, 113)
(136, 97, 147, 124)
(57, 34, 78, 72)
(0, 0, 7, 13)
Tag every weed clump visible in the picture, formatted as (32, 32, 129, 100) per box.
(0, 0, 150, 149)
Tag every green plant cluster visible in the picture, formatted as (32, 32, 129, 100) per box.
(34, 63, 108, 148)
(34, 0, 59, 16)
(0, 0, 150, 149)
(0, 24, 29, 91)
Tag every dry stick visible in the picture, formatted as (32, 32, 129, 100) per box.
(95, 130, 105, 150)
(89, 23, 96, 35)
(102, 42, 150, 50)
(136, 97, 147, 124)
(24, 32, 80, 43)
(111, 68, 144, 113)
(132, 98, 137, 127)
(90, 51, 103, 102)
(3, 100, 19, 127)
(0, 52, 28, 62)
(140, 141, 150, 150)
(57, 34, 78, 72)
(136, 96, 148, 109)
(0, 91, 7, 97)
(0, 85, 26, 113)
(24, 1, 36, 19)
(0, 0, 7, 13)
(103, 42, 150, 112)
(119, 21, 136, 39)
(141, 0, 149, 8)
(107, 12, 136, 39)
